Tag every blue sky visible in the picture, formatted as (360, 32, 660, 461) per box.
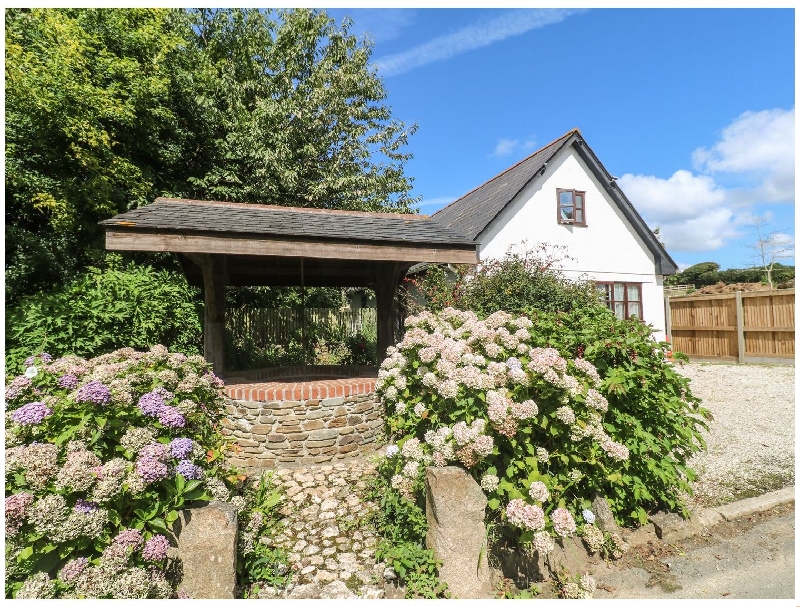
(325, 7, 795, 272)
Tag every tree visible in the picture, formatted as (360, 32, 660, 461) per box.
(673, 261, 720, 287)
(5, 8, 195, 305)
(183, 8, 419, 212)
(749, 217, 794, 289)
(5, 8, 419, 305)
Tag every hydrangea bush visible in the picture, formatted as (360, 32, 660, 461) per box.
(376, 307, 708, 558)
(4, 346, 238, 599)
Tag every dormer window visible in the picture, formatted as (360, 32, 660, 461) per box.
(557, 188, 586, 226)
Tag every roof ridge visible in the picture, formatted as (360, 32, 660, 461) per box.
(153, 197, 430, 220)
(432, 129, 579, 217)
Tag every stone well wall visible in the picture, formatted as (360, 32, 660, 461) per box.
(222, 367, 383, 469)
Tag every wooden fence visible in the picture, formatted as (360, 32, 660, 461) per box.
(227, 307, 377, 347)
(663, 284, 695, 297)
(666, 289, 794, 362)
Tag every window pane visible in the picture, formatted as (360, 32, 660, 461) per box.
(614, 283, 625, 301)
(628, 302, 641, 318)
(627, 284, 640, 301)
(575, 194, 584, 209)
(597, 284, 611, 301)
(614, 302, 625, 319)
(559, 191, 573, 205)
(560, 207, 574, 221)
(575, 209, 583, 223)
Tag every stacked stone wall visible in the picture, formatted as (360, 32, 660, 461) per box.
(223, 391, 383, 469)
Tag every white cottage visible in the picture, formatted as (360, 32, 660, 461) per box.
(432, 129, 677, 339)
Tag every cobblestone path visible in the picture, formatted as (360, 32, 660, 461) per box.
(255, 456, 390, 599)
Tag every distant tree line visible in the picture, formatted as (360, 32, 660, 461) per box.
(665, 261, 795, 288)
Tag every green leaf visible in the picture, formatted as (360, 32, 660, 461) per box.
(34, 550, 62, 574)
(175, 472, 186, 495)
(149, 517, 169, 534)
(183, 489, 208, 501)
(17, 546, 34, 562)
(184, 479, 203, 492)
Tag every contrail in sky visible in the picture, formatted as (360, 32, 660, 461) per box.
(373, 9, 587, 77)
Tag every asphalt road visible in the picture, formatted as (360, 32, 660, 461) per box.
(593, 504, 795, 600)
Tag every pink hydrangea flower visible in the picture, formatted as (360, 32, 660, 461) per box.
(552, 507, 577, 536)
(142, 534, 170, 561)
(528, 481, 550, 502)
(114, 528, 144, 549)
(505, 499, 545, 531)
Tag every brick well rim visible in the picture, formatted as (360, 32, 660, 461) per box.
(223, 365, 378, 402)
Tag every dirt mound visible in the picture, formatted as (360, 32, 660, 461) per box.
(693, 282, 771, 295)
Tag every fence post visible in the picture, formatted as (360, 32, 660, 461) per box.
(664, 295, 672, 344)
(735, 291, 745, 364)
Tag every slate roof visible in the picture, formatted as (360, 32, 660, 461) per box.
(432, 129, 678, 275)
(433, 130, 575, 241)
(100, 197, 476, 247)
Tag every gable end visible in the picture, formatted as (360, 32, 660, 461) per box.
(570, 139, 678, 275)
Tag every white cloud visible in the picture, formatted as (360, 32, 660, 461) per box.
(771, 233, 795, 248)
(618, 170, 725, 224)
(491, 136, 537, 157)
(373, 9, 585, 77)
(658, 208, 742, 252)
(754, 231, 795, 262)
(692, 108, 795, 204)
(617, 107, 794, 254)
(492, 138, 519, 157)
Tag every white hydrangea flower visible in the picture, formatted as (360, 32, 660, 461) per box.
(480, 474, 500, 492)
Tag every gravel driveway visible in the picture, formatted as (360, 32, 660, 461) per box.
(674, 361, 795, 509)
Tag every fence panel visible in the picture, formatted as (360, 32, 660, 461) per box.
(227, 307, 377, 348)
(667, 289, 794, 362)
(742, 291, 795, 358)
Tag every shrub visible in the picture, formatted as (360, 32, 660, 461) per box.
(458, 244, 602, 315)
(520, 305, 711, 522)
(365, 466, 449, 598)
(225, 331, 304, 371)
(4, 346, 239, 598)
(374, 307, 709, 562)
(236, 474, 292, 598)
(342, 333, 377, 366)
(402, 264, 463, 314)
(5, 261, 202, 371)
(402, 244, 602, 317)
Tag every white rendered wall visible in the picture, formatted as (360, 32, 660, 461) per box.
(478, 147, 667, 340)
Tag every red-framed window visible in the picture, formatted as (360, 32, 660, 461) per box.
(556, 188, 587, 226)
(596, 282, 643, 320)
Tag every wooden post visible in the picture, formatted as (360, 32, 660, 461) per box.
(664, 295, 672, 344)
(735, 290, 745, 364)
(189, 253, 227, 375)
(375, 262, 402, 362)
